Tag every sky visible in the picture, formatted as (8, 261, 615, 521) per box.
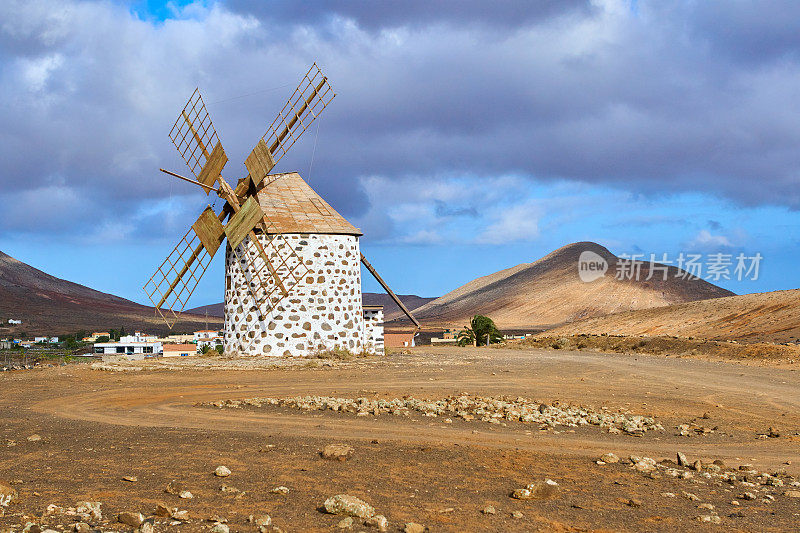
(1, 0, 799, 307)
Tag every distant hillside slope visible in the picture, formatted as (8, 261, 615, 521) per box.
(392, 242, 733, 329)
(0, 250, 220, 336)
(188, 293, 435, 322)
(542, 288, 800, 343)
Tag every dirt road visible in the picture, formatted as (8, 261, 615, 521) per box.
(1, 347, 798, 531)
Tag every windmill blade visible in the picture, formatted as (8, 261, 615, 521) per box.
(245, 63, 335, 186)
(169, 88, 223, 185)
(143, 206, 227, 328)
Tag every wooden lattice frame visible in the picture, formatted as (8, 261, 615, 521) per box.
(143, 227, 213, 328)
(262, 63, 335, 169)
(169, 88, 220, 179)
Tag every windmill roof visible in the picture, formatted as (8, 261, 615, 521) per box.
(255, 172, 362, 236)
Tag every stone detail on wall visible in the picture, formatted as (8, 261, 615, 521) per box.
(224, 233, 366, 357)
(362, 308, 384, 355)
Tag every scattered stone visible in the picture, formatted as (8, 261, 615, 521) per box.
(740, 492, 757, 501)
(677, 452, 689, 467)
(321, 444, 354, 461)
(697, 515, 721, 524)
(138, 522, 154, 533)
(271, 486, 290, 495)
(122, 476, 138, 483)
(692, 460, 703, 471)
(769, 427, 780, 438)
(510, 479, 559, 500)
(251, 515, 271, 527)
(511, 511, 524, 519)
(785, 490, 800, 498)
(600, 453, 619, 464)
(481, 505, 496, 514)
(22, 523, 41, 533)
(118, 511, 144, 527)
(337, 517, 354, 529)
(324, 494, 375, 519)
(155, 503, 172, 517)
(682, 491, 700, 501)
(661, 492, 676, 498)
(172, 509, 190, 521)
(730, 500, 739, 506)
(626, 498, 642, 507)
(210, 523, 229, 533)
(73, 523, 90, 533)
(0, 481, 18, 507)
(214, 465, 231, 477)
(27, 434, 41, 442)
(404, 523, 425, 533)
(365, 514, 388, 531)
(179, 490, 193, 499)
(698, 503, 714, 510)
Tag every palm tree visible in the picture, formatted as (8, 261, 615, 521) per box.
(457, 315, 503, 346)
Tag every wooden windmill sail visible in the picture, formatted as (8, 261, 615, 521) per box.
(144, 63, 419, 352)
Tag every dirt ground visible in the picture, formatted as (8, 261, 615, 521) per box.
(1, 346, 799, 532)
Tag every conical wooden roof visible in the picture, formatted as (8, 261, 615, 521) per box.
(255, 172, 362, 236)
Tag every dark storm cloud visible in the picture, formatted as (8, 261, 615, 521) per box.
(1, 0, 800, 246)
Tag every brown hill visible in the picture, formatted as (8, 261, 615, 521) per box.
(188, 293, 435, 322)
(542, 288, 800, 343)
(0, 250, 220, 336)
(393, 242, 733, 329)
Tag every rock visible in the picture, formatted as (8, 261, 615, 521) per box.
(768, 427, 780, 438)
(74, 523, 90, 533)
(251, 515, 271, 527)
(138, 523, 155, 533)
(785, 490, 800, 498)
(677, 452, 689, 467)
(172, 509, 190, 521)
(404, 523, 425, 533)
(627, 498, 642, 507)
(692, 460, 703, 471)
(271, 486, 290, 494)
(740, 492, 757, 500)
(0, 481, 18, 507)
(600, 453, 619, 464)
(118, 511, 145, 527)
(324, 494, 375, 519)
(211, 524, 229, 533)
(697, 515, 721, 524)
(122, 476, 138, 482)
(27, 434, 41, 442)
(22, 524, 42, 533)
(179, 490, 193, 499)
(511, 511, 524, 519)
(511, 479, 559, 500)
(75, 501, 102, 522)
(321, 444, 354, 461)
(214, 465, 231, 477)
(698, 503, 714, 510)
(154, 503, 172, 517)
(164, 480, 183, 494)
(365, 514, 388, 531)
(481, 505, 496, 514)
(337, 517, 354, 529)
(661, 492, 676, 498)
(682, 491, 700, 501)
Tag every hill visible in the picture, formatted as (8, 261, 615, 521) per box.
(0, 250, 220, 336)
(391, 242, 733, 329)
(188, 293, 435, 322)
(541, 288, 800, 343)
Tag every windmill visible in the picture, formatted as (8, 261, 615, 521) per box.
(144, 64, 419, 355)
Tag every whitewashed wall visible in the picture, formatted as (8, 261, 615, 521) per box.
(224, 233, 364, 356)
(362, 308, 384, 355)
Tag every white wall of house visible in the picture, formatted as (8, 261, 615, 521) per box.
(362, 307, 384, 355)
(93, 342, 162, 355)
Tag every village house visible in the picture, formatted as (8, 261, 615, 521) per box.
(162, 343, 197, 357)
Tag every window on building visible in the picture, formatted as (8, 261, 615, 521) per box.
(116, 347, 125, 353)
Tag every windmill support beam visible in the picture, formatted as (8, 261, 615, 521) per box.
(360, 253, 421, 329)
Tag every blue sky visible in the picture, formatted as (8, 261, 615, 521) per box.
(1, 0, 798, 306)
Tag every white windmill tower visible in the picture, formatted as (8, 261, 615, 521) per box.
(144, 64, 420, 356)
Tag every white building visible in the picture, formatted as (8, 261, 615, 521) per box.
(120, 331, 157, 343)
(225, 172, 373, 357)
(362, 305, 384, 355)
(34, 337, 48, 343)
(197, 336, 223, 351)
(93, 341, 162, 356)
(162, 343, 197, 357)
(194, 330, 220, 342)
(7, 319, 21, 325)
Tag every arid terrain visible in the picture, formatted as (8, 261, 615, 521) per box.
(542, 288, 800, 344)
(393, 243, 733, 329)
(1, 346, 799, 532)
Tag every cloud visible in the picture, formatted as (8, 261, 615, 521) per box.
(687, 229, 733, 251)
(2, 0, 800, 255)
